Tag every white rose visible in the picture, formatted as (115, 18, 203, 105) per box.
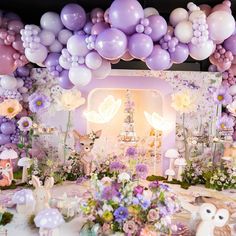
(118, 172, 131, 183)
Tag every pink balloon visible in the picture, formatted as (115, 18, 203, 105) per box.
(12, 36, 24, 52)
(199, 4, 212, 16)
(211, 4, 231, 14)
(121, 51, 133, 61)
(230, 64, 236, 76)
(8, 20, 24, 33)
(0, 44, 17, 74)
(91, 22, 109, 35)
(216, 61, 231, 72)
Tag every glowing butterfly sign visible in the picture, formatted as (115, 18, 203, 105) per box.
(84, 95, 122, 124)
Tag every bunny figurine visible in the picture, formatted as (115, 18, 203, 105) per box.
(32, 175, 54, 214)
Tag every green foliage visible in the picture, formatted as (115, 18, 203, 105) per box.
(146, 175, 166, 181)
(0, 212, 13, 225)
(28, 214, 36, 229)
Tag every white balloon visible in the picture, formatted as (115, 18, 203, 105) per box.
(67, 35, 89, 56)
(144, 7, 159, 17)
(69, 65, 92, 86)
(92, 59, 111, 79)
(39, 29, 55, 46)
(174, 21, 193, 43)
(59, 55, 71, 70)
(85, 52, 102, 70)
(49, 39, 63, 52)
(169, 8, 189, 27)
(189, 10, 205, 22)
(40, 12, 63, 35)
(0, 76, 17, 90)
(25, 44, 48, 63)
(18, 87, 28, 94)
(16, 79, 24, 88)
(229, 84, 236, 95)
(58, 29, 72, 45)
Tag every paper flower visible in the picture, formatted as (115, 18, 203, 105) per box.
(56, 90, 85, 111)
(171, 90, 197, 114)
(213, 86, 232, 106)
(135, 163, 148, 179)
(114, 206, 129, 222)
(123, 220, 138, 234)
(227, 100, 236, 117)
(144, 112, 171, 131)
(17, 116, 32, 132)
(216, 114, 235, 130)
(0, 99, 22, 119)
(28, 93, 50, 113)
(84, 95, 121, 124)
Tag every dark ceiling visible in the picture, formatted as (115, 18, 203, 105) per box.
(0, 0, 235, 71)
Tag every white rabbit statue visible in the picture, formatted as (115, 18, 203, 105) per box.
(32, 175, 54, 214)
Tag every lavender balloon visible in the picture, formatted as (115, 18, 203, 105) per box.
(145, 45, 170, 70)
(0, 122, 16, 135)
(109, 0, 144, 35)
(57, 70, 74, 89)
(148, 15, 167, 42)
(128, 33, 153, 59)
(85, 51, 102, 70)
(15, 66, 30, 77)
(0, 133, 10, 145)
(44, 52, 60, 67)
(67, 34, 89, 56)
(60, 3, 86, 31)
(170, 43, 189, 64)
(95, 28, 127, 60)
(91, 22, 109, 35)
(224, 35, 236, 56)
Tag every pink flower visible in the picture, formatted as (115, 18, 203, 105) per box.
(140, 227, 157, 236)
(123, 220, 138, 234)
(133, 185, 144, 196)
(147, 209, 159, 222)
(102, 223, 112, 235)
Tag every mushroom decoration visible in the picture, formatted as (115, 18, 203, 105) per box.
(174, 157, 187, 181)
(34, 208, 65, 236)
(17, 157, 32, 183)
(164, 149, 179, 181)
(0, 149, 18, 187)
(12, 189, 35, 215)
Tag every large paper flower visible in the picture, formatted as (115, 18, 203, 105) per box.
(0, 99, 22, 119)
(171, 90, 197, 114)
(17, 116, 33, 132)
(56, 90, 85, 111)
(28, 93, 50, 113)
(84, 95, 121, 124)
(144, 112, 171, 131)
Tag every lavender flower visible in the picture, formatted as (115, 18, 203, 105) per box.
(125, 146, 137, 157)
(101, 186, 118, 201)
(149, 181, 159, 190)
(28, 93, 50, 113)
(133, 194, 151, 210)
(135, 163, 148, 179)
(109, 161, 126, 172)
(216, 114, 235, 130)
(114, 206, 129, 222)
(213, 86, 232, 106)
(17, 116, 32, 132)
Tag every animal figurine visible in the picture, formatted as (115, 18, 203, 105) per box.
(0, 159, 13, 186)
(32, 175, 54, 214)
(73, 130, 102, 176)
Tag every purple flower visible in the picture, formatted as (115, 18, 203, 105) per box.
(109, 161, 126, 172)
(213, 86, 232, 106)
(114, 206, 129, 222)
(159, 184, 170, 191)
(17, 116, 32, 132)
(125, 146, 137, 157)
(133, 185, 144, 196)
(216, 114, 235, 130)
(101, 186, 118, 201)
(135, 163, 148, 179)
(149, 181, 160, 190)
(28, 93, 50, 113)
(133, 194, 151, 210)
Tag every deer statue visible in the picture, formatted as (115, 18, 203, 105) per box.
(73, 130, 102, 176)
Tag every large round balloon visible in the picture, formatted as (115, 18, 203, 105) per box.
(174, 21, 193, 43)
(199, 4, 212, 16)
(69, 65, 92, 86)
(189, 40, 215, 60)
(44, 52, 60, 67)
(109, 0, 144, 35)
(0, 75, 17, 90)
(145, 45, 171, 70)
(67, 34, 89, 56)
(58, 29, 73, 45)
(25, 44, 48, 64)
(40, 12, 63, 35)
(169, 8, 188, 27)
(224, 35, 236, 55)
(170, 43, 189, 64)
(95, 28, 127, 60)
(91, 22, 110, 35)
(85, 51, 102, 70)
(144, 7, 159, 17)
(92, 59, 111, 79)
(0, 122, 16, 135)
(128, 33, 153, 59)
(0, 134, 10, 145)
(148, 15, 167, 42)
(39, 30, 55, 46)
(57, 70, 74, 89)
(60, 3, 86, 31)
(207, 11, 235, 42)
(0, 44, 17, 74)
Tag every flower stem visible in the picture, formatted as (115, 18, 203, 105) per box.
(63, 111, 71, 163)
(182, 113, 187, 159)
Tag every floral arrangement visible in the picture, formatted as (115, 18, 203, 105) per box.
(0, 205, 13, 226)
(80, 173, 180, 235)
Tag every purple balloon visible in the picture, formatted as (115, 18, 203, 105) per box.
(145, 45, 171, 70)
(0, 122, 16, 135)
(148, 15, 167, 42)
(44, 52, 60, 67)
(170, 43, 189, 64)
(128, 33, 153, 59)
(83, 22, 93, 34)
(91, 22, 110, 35)
(60, 3, 86, 31)
(15, 66, 30, 77)
(223, 35, 236, 56)
(95, 28, 127, 60)
(0, 133, 10, 145)
(208, 64, 218, 72)
(109, 0, 144, 35)
(57, 70, 74, 89)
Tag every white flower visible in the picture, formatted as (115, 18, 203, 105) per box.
(118, 172, 130, 183)
(227, 100, 236, 117)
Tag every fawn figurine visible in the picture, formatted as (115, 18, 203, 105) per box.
(73, 130, 102, 176)
(32, 175, 54, 214)
(0, 159, 13, 186)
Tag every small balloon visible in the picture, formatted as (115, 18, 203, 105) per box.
(223, 35, 236, 56)
(49, 40, 63, 53)
(0, 44, 17, 74)
(144, 7, 159, 17)
(0, 75, 17, 90)
(69, 65, 92, 86)
(170, 43, 189, 64)
(58, 29, 72, 45)
(57, 70, 74, 89)
(92, 59, 111, 79)
(121, 51, 133, 61)
(85, 51, 102, 70)
(169, 8, 188, 27)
